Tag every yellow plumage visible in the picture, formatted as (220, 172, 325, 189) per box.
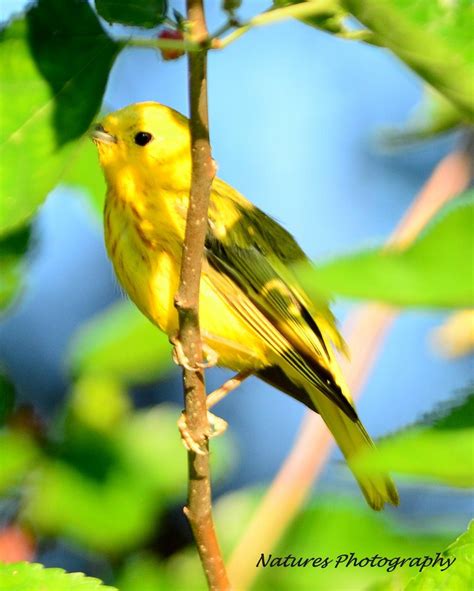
(92, 101, 399, 510)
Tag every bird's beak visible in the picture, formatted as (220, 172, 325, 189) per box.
(90, 123, 116, 144)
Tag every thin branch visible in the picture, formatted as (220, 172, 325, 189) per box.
(123, 36, 200, 52)
(216, 0, 340, 48)
(121, 1, 343, 53)
(173, 1, 230, 589)
(228, 149, 473, 591)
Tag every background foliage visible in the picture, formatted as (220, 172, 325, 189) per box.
(0, 0, 472, 589)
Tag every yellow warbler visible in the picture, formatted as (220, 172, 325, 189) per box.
(91, 101, 398, 510)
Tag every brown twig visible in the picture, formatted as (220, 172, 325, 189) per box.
(173, 1, 230, 589)
(228, 149, 473, 590)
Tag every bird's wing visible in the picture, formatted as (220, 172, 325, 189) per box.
(206, 181, 355, 418)
(209, 179, 348, 354)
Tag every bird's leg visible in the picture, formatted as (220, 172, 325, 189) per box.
(170, 334, 219, 371)
(177, 370, 252, 454)
(206, 370, 252, 409)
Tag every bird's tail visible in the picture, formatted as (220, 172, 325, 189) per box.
(314, 392, 399, 510)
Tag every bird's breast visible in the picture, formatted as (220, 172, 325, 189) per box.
(104, 194, 182, 335)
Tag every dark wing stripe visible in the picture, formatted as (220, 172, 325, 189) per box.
(206, 243, 357, 421)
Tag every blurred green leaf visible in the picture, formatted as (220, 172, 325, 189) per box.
(300, 192, 474, 307)
(417, 389, 474, 432)
(95, 0, 168, 28)
(0, 430, 39, 493)
(117, 404, 234, 501)
(357, 428, 474, 488)
(406, 521, 474, 590)
(355, 391, 474, 488)
(23, 402, 233, 554)
(0, 226, 31, 310)
(341, 0, 474, 119)
(380, 90, 464, 147)
(0, 1, 120, 235)
(0, 561, 117, 591)
(68, 300, 173, 383)
(212, 490, 454, 590)
(62, 139, 106, 218)
(24, 458, 159, 554)
(68, 374, 131, 434)
(117, 554, 171, 591)
(0, 372, 16, 425)
(119, 548, 209, 591)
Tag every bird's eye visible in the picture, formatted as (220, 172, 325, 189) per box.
(134, 131, 153, 146)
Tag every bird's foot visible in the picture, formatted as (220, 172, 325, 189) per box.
(199, 344, 219, 369)
(170, 335, 218, 371)
(177, 411, 228, 455)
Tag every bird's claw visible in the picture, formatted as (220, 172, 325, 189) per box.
(177, 411, 228, 455)
(170, 335, 218, 371)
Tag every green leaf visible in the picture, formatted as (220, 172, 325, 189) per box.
(0, 562, 117, 591)
(27, 0, 121, 146)
(0, 1, 120, 235)
(341, 0, 474, 119)
(68, 300, 173, 383)
(0, 430, 39, 494)
(406, 521, 474, 590)
(95, 0, 168, 28)
(0, 226, 32, 311)
(354, 391, 474, 488)
(299, 192, 474, 308)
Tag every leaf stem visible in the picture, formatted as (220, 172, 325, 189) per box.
(174, 0, 230, 589)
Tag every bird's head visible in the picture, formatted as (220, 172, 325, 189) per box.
(90, 102, 192, 191)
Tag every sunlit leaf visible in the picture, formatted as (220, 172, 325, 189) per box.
(0, 226, 32, 311)
(406, 521, 474, 590)
(0, 561, 117, 591)
(68, 300, 173, 383)
(341, 0, 474, 119)
(95, 0, 168, 28)
(300, 192, 474, 308)
(0, 1, 121, 235)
